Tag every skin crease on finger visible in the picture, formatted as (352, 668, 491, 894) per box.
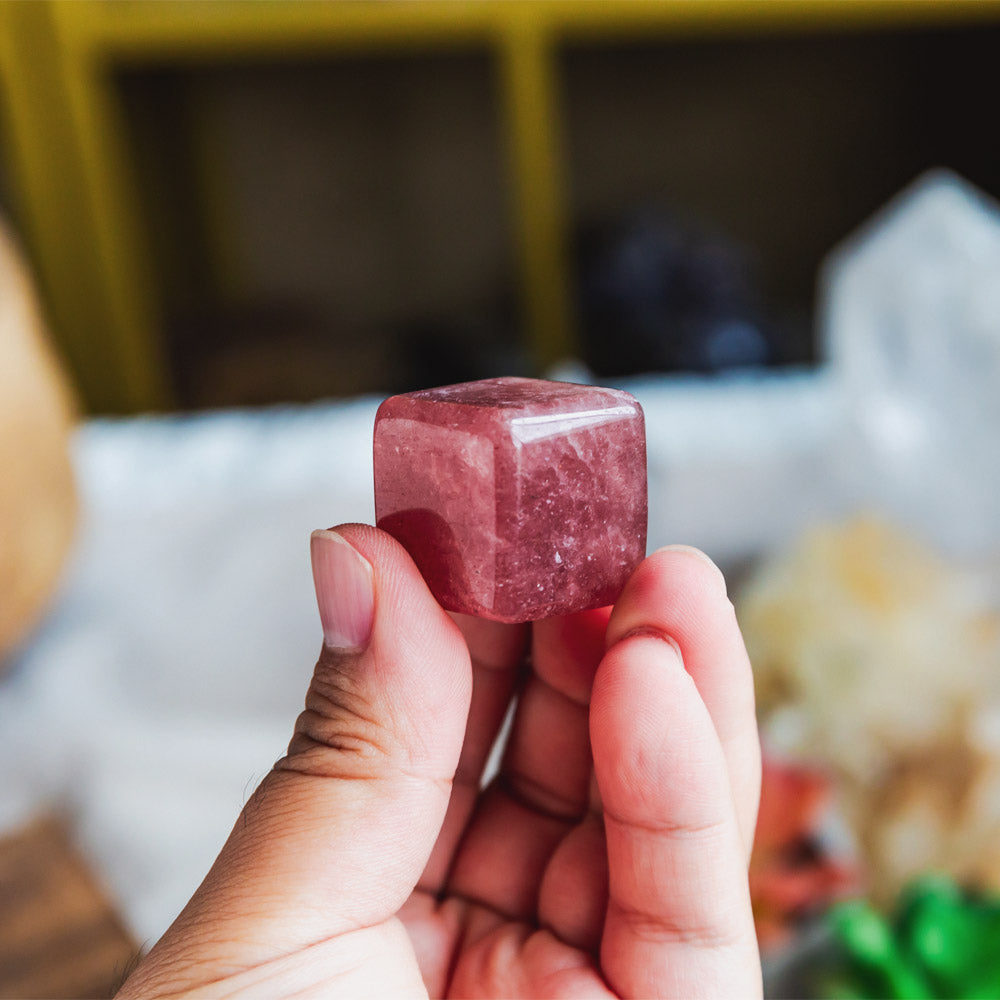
(115, 536, 761, 1000)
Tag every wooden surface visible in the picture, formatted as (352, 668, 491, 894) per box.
(0, 816, 139, 1000)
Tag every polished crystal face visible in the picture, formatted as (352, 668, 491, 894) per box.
(374, 377, 647, 622)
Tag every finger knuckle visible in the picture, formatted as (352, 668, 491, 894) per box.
(612, 899, 742, 950)
(278, 664, 394, 780)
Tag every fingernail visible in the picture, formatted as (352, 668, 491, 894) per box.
(310, 529, 375, 651)
(620, 625, 685, 665)
(661, 632, 684, 663)
(653, 543, 728, 594)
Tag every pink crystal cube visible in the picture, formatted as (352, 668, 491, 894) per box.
(374, 377, 647, 623)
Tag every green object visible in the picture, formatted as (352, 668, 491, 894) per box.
(822, 875, 1000, 999)
(830, 900, 934, 999)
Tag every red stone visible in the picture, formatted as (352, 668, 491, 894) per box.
(374, 377, 647, 622)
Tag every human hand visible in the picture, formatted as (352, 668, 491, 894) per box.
(118, 525, 762, 999)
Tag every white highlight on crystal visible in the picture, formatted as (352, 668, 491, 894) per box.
(509, 405, 636, 445)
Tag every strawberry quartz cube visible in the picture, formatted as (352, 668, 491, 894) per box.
(373, 377, 647, 623)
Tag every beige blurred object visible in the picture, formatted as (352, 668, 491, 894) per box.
(0, 815, 138, 998)
(0, 217, 77, 663)
(739, 517, 1000, 904)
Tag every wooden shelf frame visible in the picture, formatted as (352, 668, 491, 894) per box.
(2, 0, 1000, 411)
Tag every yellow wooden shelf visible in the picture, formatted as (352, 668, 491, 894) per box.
(58, 1, 1000, 55)
(3, 0, 1000, 411)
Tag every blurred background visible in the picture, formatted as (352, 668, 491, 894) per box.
(3, 1, 1000, 997)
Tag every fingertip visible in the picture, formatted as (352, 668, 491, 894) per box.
(310, 523, 473, 762)
(319, 521, 422, 590)
(651, 543, 728, 595)
(609, 545, 733, 649)
(321, 522, 464, 646)
(617, 538, 745, 649)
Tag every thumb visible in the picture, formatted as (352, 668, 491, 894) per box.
(134, 524, 473, 979)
